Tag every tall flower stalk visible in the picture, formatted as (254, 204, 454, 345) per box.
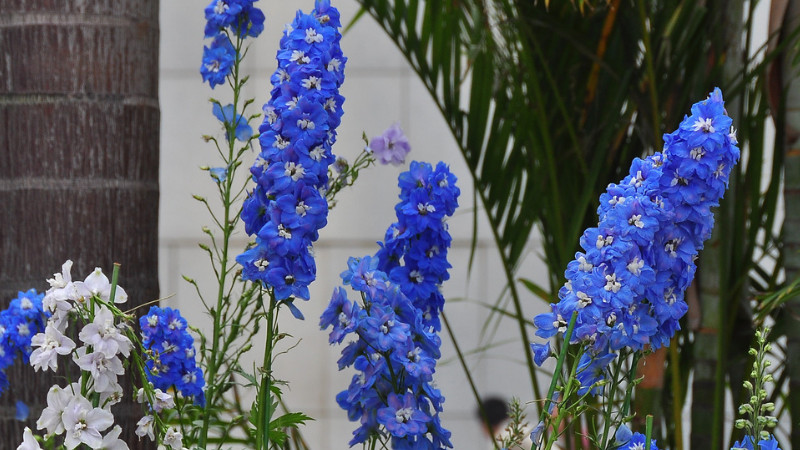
(321, 161, 459, 449)
(531, 89, 740, 449)
(196, 0, 265, 446)
(233, 1, 347, 448)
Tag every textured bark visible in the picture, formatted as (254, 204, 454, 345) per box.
(0, 1, 159, 448)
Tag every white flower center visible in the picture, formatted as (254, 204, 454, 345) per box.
(395, 407, 413, 423)
(693, 117, 715, 133)
(304, 28, 323, 44)
(302, 76, 322, 90)
(604, 273, 622, 293)
(628, 214, 644, 228)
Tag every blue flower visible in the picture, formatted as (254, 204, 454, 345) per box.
(617, 432, 659, 450)
(212, 103, 253, 142)
(0, 289, 47, 396)
(531, 341, 552, 366)
(139, 306, 205, 406)
(200, 34, 236, 88)
(204, 0, 265, 38)
(533, 89, 740, 376)
(377, 392, 431, 438)
(238, 1, 347, 304)
(209, 167, 228, 183)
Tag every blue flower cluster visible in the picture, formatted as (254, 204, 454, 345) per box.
(616, 432, 660, 450)
(320, 261, 452, 448)
(200, 0, 265, 88)
(320, 162, 459, 449)
(139, 306, 205, 406)
(533, 89, 740, 390)
(238, 0, 346, 302)
(0, 290, 47, 394)
(374, 161, 460, 331)
(731, 434, 782, 450)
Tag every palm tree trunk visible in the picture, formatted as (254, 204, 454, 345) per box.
(0, 1, 159, 447)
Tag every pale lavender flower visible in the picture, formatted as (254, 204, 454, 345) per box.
(61, 395, 114, 449)
(75, 268, 128, 304)
(30, 325, 76, 372)
(17, 427, 42, 450)
(98, 425, 128, 450)
(135, 415, 155, 441)
(369, 123, 411, 166)
(78, 307, 132, 358)
(36, 383, 78, 436)
(163, 426, 183, 449)
(73, 347, 124, 394)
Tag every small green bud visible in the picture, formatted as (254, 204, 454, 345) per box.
(192, 194, 205, 201)
(751, 370, 758, 378)
(762, 402, 775, 412)
(764, 360, 772, 367)
(748, 348, 758, 356)
(760, 431, 770, 440)
(735, 419, 747, 429)
(765, 343, 772, 352)
(743, 380, 753, 390)
(759, 389, 767, 399)
(199, 165, 210, 170)
(757, 416, 768, 425)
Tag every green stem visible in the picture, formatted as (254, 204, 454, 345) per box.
(258, 294, 277, 450)
(199, 33, 244, 448)
(537, 312, 577, 450)
(645, 415, 654, 450)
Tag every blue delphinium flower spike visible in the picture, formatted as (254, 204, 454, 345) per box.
(533, 88, 740, 394)
(238, 1, 347, 306)
(139, 306, 205, 406)
(321, 162, 458, 449)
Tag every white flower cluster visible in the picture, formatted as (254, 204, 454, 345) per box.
(17, 261, 184, 450)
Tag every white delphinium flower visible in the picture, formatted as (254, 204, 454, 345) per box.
(74, 267, 128, 304)
(43, 261, 78, 331)
(99, 387, 124, 408)
(137, 387, 175, 412)
(98, 425, 128, 450)
(135, 415, 155, 441)
(61, 394, 114, 449)
(37, 383, 78, 436)
(163, 426, 183, 449)
(73, 347, 124, 393)
(29, 324, 76, 372)
(17, 427, 42, 450)
(78, 306, 132, 358)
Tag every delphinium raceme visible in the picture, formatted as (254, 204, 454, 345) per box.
(321, 161, 459, 449)
(730, 327, 782, 450)
(136, 305, 205, 442)
(0, 289, 47, 395)
(196, 0, 276, 447)
(237, 0, 347, 306)
(530, 88, 739, 449)
(18, 261, 186, 450)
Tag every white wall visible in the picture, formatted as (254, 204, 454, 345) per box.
(159, 1, 552, 449)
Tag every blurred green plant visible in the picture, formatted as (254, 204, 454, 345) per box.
(353, 0, 800, 448)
